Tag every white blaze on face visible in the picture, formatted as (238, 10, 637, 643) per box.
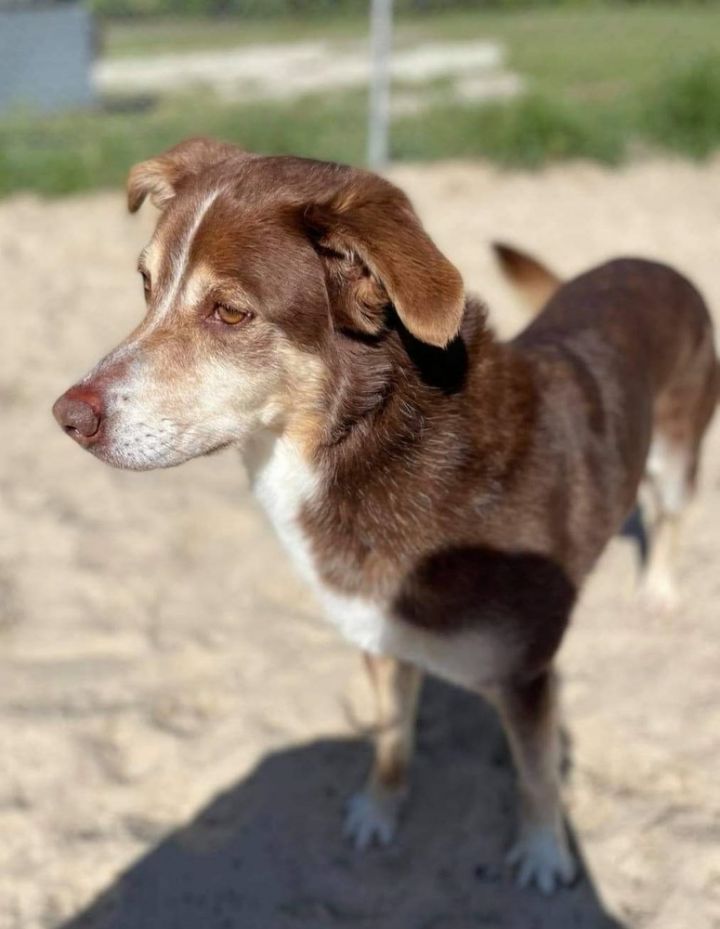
(148, 188, 221, 331)
(78, 188, 285, 471)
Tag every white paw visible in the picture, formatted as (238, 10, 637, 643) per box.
(343, 788, 402, 850)
(506, 825, 577, 895)
(639, 573, 680, 614)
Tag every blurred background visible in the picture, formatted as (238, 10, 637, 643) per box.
(2, 2, 720, 929)
(2, 0, 720, 192)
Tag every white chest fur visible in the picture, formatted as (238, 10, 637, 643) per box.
(244, 435, 391, 654)
(243, 435, 509, 690)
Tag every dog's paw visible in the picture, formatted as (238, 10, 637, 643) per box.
(638, 572, 680, 615)
(506, 825, 577, 895)
(343, 788, 402, 851)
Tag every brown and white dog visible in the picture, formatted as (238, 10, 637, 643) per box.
(52, 138, 719, 894)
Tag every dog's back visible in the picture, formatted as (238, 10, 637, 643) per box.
(513, 257, 718, 453)
(500, 249, 718, 601)
(516, 257, 714, 386)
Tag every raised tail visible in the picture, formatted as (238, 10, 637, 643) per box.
(492, 242, 563, 315)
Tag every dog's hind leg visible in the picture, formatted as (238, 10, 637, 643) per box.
(344, 654, 422, 849)
(642, 334, 719, 610)
(641, 433, 694, 610)
(490, 668, 576, 895)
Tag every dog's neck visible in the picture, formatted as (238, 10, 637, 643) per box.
(317, 300, 534, 483)
(244, 299, 539, 598)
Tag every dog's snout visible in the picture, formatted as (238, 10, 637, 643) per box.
(53, 386, 104, 446)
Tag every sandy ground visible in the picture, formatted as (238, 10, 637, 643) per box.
(2, 157, 720, 929)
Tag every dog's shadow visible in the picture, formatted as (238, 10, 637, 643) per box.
(60, 678, 626, 929)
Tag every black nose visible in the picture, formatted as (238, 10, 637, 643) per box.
(52, 386, 103, 446)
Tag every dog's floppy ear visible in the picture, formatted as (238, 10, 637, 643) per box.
(304, 176, 464, 348)
(127, 137, 240, 213)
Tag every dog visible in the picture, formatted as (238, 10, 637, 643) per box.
(491, 240, 719, 609)
(52, 138, 719, 894)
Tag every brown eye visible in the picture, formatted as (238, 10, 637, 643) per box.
(212, 303, 252, 326)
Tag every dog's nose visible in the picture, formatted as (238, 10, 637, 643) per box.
(53, 386, 103, 446)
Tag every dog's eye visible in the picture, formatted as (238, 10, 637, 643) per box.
(140, 270, 151, 299)
(212, 303, 252, 326)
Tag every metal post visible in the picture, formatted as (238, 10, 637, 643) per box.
(367, 0, 394, 171)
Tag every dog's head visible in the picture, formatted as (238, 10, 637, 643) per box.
(52, 138, 465, 470)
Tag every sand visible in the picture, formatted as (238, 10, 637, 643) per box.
(1, 157, 720, 929)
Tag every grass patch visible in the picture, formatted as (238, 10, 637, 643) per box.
(394, 93, 624, 167)
(416, 5, 720, 101)
(0, 93, 369, 199)
(0, 88, 628, 199)
(104, 4, 720, 107)
(643, 55, 720, 158)
(103, 12, 365, 57)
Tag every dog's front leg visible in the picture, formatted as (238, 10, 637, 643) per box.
(344, 654, 422, 849)
(491, 668, 577, 894)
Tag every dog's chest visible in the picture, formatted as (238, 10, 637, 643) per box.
(244, 437, 516, 690)
(246, 438, 390, 653)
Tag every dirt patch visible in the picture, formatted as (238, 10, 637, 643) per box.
(95, 40, 520, 104)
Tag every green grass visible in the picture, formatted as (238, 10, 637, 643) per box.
(642, 55, 720, 158)
(408, 6, 720, 99)
(0, 92, 369, 198)
(394, 92, 625, 167)
(5, 5, 720, 197)
(104, 4, 720, 105)
(103, 12, 365, 57)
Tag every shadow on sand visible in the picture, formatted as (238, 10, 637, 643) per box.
(60, 678, 626, 929)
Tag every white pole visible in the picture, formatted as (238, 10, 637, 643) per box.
(368, 0, 393, 170)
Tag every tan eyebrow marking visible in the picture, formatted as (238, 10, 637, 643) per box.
(182, 264, 214, 309)
(180, 262, 253, 312)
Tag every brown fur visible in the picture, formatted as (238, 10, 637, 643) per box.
(493, 241, 562, 314)
(301, 255, 718, 673)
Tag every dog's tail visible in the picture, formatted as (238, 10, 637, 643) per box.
(492, 241, 562, 315)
